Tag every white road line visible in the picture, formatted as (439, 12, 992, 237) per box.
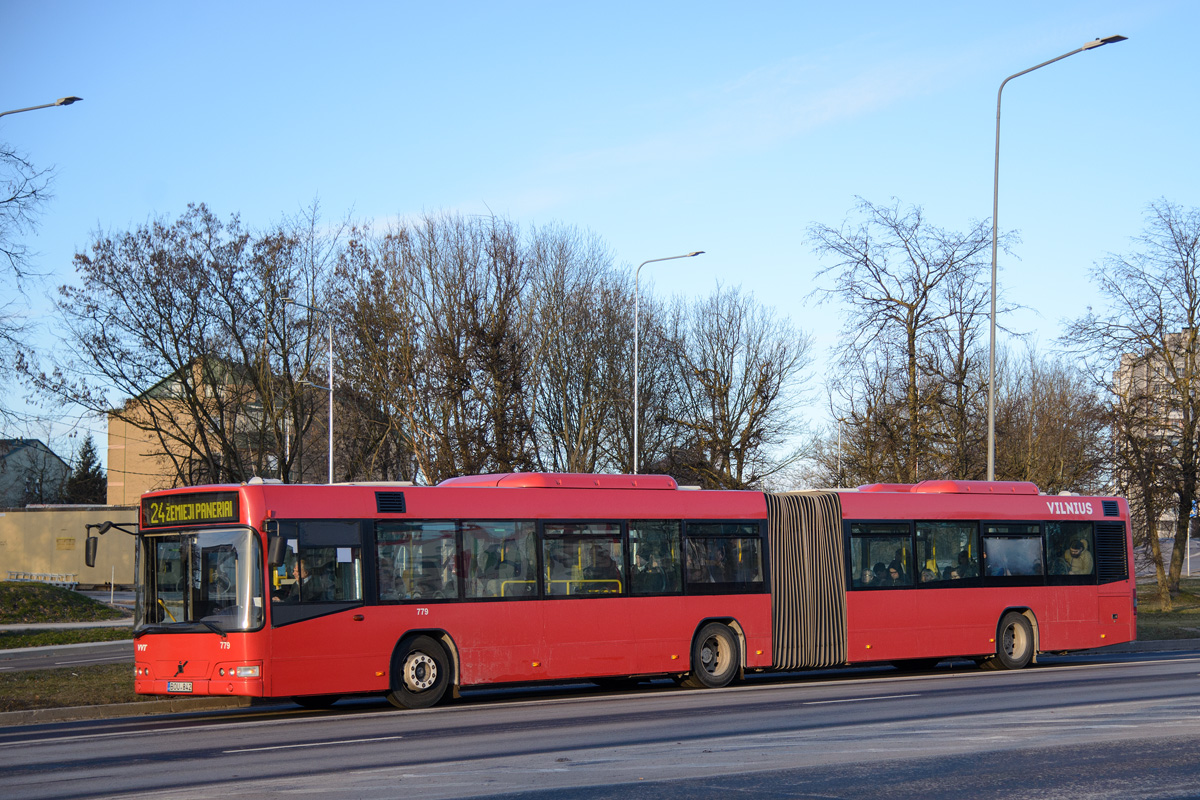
(224, 735, 405, 753)
(802, 693, 920, 705)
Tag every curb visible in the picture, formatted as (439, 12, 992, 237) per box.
(1085, 638, 1200, 654)
(0, 696, 253, 727)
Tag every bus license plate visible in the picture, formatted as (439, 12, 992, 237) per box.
(167, 681, 193, 693)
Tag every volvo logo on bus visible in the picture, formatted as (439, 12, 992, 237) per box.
(174, 660, 188, 677)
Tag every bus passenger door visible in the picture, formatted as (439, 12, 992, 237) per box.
(268, 522, 381, 696)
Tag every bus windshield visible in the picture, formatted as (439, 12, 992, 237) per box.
(137, 527, 264, 634)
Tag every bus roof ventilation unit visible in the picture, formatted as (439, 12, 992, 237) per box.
(911, 480, 1039, 495)
(1102, 500, 1120, 517)
(858, 480, 1039, 495)
(375, 492, 406, 513)
(438, 473, 679, 490)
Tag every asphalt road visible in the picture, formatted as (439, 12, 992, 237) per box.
(3, 650, 1200, 799)
(0, 641, 131, 672)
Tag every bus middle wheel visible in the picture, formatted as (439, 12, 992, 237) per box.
(682, 622, 739, 689)
(983, 611, 1035, 670)
(387, 635, 451, 709)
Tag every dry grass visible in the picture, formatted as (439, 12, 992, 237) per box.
(0, 664, 156, 712)
(0, 582, 129, 624)
(1137, 577, 1200, 640)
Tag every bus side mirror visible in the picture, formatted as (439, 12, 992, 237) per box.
(85, 536, 98, 568)
(267, 535, 288, 568)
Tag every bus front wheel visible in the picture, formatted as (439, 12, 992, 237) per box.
(682, 623, 739, 689)
(982, 612, 1034, 670)
(387, 635, 451, 709)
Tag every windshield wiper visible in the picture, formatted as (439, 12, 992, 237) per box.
(196, 619, 227, 638)
(135, 620, 226, 637)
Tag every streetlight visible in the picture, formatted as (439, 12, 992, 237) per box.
(633, 250, 704, 474)
(283, 297, 334, 484)
(987, 35, 1126, 481)
(0, 96, 83, 120)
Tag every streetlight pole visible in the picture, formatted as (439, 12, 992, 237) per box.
(987, 35, 1126, 482)
(633, 250, 704, 474)
(0, 96, 82, 120)
(283, 298, 334, 484)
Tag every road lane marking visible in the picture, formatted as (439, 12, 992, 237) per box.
(54, 656, 131, 665)
(224, 735, 405, 753)
(802, 693, 920, 705)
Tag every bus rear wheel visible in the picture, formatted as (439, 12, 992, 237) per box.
(982, 612, 1034, 670)
(387, 635, 451, 709)
(681, 623, 739, 689)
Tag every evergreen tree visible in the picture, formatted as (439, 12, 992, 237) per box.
(64, 434, 106, 504)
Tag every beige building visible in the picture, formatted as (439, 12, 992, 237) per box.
(1112, 329, 1197, 539)
(0, 505, 137, 587)
(106, 359, 253, 505)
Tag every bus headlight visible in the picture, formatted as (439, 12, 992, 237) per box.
(235, 665, 261, 678)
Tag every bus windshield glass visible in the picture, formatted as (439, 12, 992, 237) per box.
(138, 528, 264, 633)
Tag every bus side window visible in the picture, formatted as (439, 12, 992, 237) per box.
(982, 524, 1043, 577)
(683, 522, 764, 594)
(847, 522, 912, 589)
(462, 520, 537, 599)
(914, 521, 979, 583)
(270, 521, 364, 626)
(1046, 521, 1095, 579)
(376, 521, 458, 602)
(629, 520, 682, 595)
(542, 522, 623, 597)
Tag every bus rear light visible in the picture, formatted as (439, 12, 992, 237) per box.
(235, 666, 261, 678)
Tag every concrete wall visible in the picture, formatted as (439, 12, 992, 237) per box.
(0, 506, 138, 587)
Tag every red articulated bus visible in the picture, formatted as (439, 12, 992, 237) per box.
(111, 473, 1134, 709)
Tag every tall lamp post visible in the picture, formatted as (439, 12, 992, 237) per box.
(987, 35, 1126, 481)
(283, 298, 334, 484)
(0, 96, 82, 120)
(633, 250, 704, 474)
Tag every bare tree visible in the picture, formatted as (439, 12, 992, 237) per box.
(809, 198, 1010, 483)
(528, 225, 630, 473)
(994, 347, 1109, 494)
(1065, 199, 1200, 608)
(31, 203, 335, 488)
(335, 213, 538, 484)
(1, 143, 55, 423)
(661, 284, 811, 489)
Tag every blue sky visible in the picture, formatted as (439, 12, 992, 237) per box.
(3, 1, 1197, 463)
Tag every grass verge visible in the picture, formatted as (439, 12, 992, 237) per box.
(0, 663, 156, 712)
(1136, 577, 1200, 640)
(0, 581, 129, 624)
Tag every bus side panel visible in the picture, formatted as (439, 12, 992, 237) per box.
(1097, 587, 1136, 646)
(540, 598, 638, 679)
(847, 588, 1049, 662)
(446, 602, 547, 686)
(630, 595, 773, 674)
(267, 609, 395, 697)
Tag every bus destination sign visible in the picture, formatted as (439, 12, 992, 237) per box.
(142, 491, 241, 528)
